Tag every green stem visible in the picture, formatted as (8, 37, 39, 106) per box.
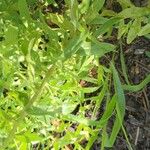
(1, 66, 54, 149)
(121, 125, 133, 150)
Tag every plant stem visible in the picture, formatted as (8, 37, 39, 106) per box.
(119, 40, 130, 84)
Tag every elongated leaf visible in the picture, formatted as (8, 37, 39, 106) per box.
(123, 74, 150, 92)
(63, 36, 82, 58)
(27, 106, 61, 117)
(101, 126, 108, 150)
(91, 42, 115, 57)
(89, 16, 108, 25)
(5, 25, 18, 45)
(18, 0, 32, 24)
(101, 10, 117, 17)
(144, 34, 150, 39)
(81, 77, 98, 84)
(47, 13, 73, 30)
(107, 115, 120, 147)
(53, 133, 72, 149)
(85, 131, 99, 150)
(118, 7, 150, 18)
(93, 77, 108, 117)
(39, 12, 57, 39)
(138, 24, 150, 36)
(90, 0, 105, 13)
(62, 102, 78, 115)
(86, 0, 105, 23)
(127, 19, 141, 44)
(62, 114, 100, 126)
(108, 63, 126, 146)
(70, 0, 79, 28)
(117, 0, 134, 8)
(94, 17, 121, 36)
(118, 20, 131, 39)
(63, 32, 87, 60)
(145, 51, 150, 58)
(99, 95, 116, 125)
(112, 63, 125, 120)
(19, 142, 28, 150)
(78, 39, 115, 57)
(82, 86, 100, 93)
(16, 131, 43, 143)
(79, 0, 90, 14)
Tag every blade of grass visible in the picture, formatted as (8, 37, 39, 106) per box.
(109, 63, 132, 149)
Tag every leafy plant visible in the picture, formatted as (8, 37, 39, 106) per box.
(0, 0, 150, 149)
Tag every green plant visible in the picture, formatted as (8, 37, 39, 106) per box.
(0, 0, 150, 149)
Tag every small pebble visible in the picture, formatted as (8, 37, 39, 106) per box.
(134, 49, 145, 55)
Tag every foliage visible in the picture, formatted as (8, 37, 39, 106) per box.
(0, 0, 150, 149)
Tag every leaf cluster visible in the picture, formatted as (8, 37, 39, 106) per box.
(0, 0, 150, 149)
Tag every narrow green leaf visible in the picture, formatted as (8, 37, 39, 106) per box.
(82, 87, 100, 93)
(94, 17, 121, 36)
(16, 131, 43, 143)
(18, 0, 32, 24)
(63, 32, 87, 60)
(144, 34, 150, 39)
(101, 126, 108, 150)
(39, 11, 58, 39)
(117, 0, 134, 8)
(62, 102, 78, 115)
(47, 13, 73, 30)
(79, 0, 90, 14)
(90, 0, 105, 13)
(19, 142, 28, 150)
(123, 74, 150, 92)
(70, 0, 79, 28)
(62, 114, 100, 126)
(86, 0, 105, 23)
(127, 19, 141, 44)
(91, 42, 115, 57)
(18, 91, 29, 106)
(112, 63, 125, 120)
(27, 106, 61, 117)
(88, 16, 108, 25)
(138, 23, 150, 36)
(99, 95, 116, 125)
(118, 7, 150, 18)
(108, 115, 120, 147)
(101, 10, 117, 17)
(81, 77, 98, 84)
(108, 63, 126, 146)
(118, 20, 131, 39)
(85, 131, 99, 150)
(5, 25, 18, 45)
(145, 51, 150, 58)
